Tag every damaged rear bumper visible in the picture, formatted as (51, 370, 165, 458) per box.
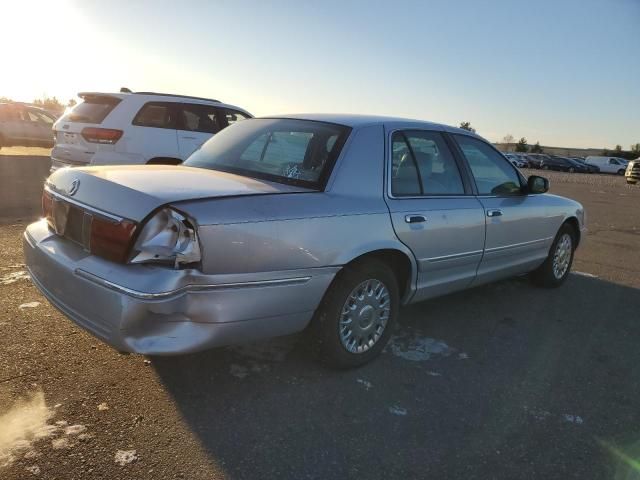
(23, 220, 336, 355)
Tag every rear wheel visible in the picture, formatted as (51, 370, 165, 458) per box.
(530, 223, 576, 288)
(617, 169, 625, 175)
(568, 167, 575, 173)
(542, 165, 550, 170)
(310, 259, 399, 368)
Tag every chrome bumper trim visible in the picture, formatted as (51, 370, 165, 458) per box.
(74, 268, 312, 300)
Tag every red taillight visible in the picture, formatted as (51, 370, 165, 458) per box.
(42, 190, 54, 228)
(90, 218, 137, 263)
(81, 127, 123, 144)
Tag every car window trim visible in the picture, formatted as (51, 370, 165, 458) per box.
(449, 133, 527, 198)
(386, 128, 474, 199)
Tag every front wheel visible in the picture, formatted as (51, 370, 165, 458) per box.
(568, 167, 575, 173)
(310, 259, 399, 368)
(617, 169, 625, 175)
(530, 224, 576, 288)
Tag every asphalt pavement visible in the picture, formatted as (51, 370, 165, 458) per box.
(1, 170, 639, 479)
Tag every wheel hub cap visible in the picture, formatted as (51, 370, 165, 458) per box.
(552, 233, 572, 279)
(339, 279, 391, 354)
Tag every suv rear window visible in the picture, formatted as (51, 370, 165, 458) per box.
(62, 96, 121, 124)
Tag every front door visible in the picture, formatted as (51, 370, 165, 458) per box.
(385, 129, 486, 301)
(452, 134, 555, 284)
(177, 103, 223, 159)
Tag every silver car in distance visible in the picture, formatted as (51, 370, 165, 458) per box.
(24, 115, 586, 368)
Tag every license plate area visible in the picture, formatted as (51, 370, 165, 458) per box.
(51, 199, 92, 250)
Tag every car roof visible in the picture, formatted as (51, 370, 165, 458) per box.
(259, 113, 483, 137)
(76, 91, 251, 116)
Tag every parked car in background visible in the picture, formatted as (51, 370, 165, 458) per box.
(569, 157, 599, 173)
(50, 90, 252, 172)
(563, 157, 591, 173)
(585, 156, 628, 175)
(504, 153, 527, 168)
(625, 158, 640, 184)
(0, 102, 57, 149)
(25, 114, 585, 368)
(525, 154, 552, 169)
(540, 156, 574, 172)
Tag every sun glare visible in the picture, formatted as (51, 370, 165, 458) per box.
(0, 0, 119, 103)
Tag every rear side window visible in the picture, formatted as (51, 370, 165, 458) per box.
(179, 104, 221, 134)
(391, 130, 465, 196)
(132, 102, 176, 129)
(224, 109, 250, 126)
(62, 96, 121, 124)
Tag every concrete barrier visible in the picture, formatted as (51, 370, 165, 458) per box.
(0, 155, 51, 220)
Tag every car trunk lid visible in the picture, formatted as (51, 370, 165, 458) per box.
(46, 165, 312, 221)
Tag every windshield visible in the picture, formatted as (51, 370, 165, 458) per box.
(185, 118, 351, 189)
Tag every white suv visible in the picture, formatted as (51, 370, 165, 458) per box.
(51, 90, 252, 171)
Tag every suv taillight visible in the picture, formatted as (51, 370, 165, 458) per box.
(81, 127, 123, 144)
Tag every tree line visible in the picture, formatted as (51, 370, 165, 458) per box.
(460, 122, 639, 158)
(0, 95, 76, 114)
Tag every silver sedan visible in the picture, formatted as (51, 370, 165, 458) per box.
(24, 114, 585, 367)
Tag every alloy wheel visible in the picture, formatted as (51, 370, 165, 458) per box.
(339, 279, 391, 354)
(552, 233, 572, 279)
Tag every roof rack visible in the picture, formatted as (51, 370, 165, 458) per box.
(133, 91, 220, 103)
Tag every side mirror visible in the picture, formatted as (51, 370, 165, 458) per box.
(528, 175, 549, 194)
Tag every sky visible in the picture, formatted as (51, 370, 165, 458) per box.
(1, 0, 638, 149)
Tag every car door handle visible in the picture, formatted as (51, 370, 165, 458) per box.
(181, 136, 197, 140)
(487, 209, 503, 217)
(405, 214, 427, 224)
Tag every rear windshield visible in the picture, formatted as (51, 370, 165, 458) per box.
(185, 118, 351, 189)
(61, 96, 121, 124)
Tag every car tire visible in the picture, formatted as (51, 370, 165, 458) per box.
(617, 169, 625, 175)
(542, 165, 549, 170)
(530, 223, 576, 288)
(309, 259, 399, 369)
(569, 167, 575, 173)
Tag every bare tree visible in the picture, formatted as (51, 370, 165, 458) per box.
(459, 121, 476, 133)
(502, 134, 514, 152)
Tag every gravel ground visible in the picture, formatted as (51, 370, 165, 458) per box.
(1, 171, 639, 479)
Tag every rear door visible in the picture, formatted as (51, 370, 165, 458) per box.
(452, 134, 555, 284)
(385, 129, 485, 301)
(128, 101, 180, 163)
(25, 109, 55, 144)
(176, 103, 224, 158)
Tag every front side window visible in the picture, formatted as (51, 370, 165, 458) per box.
(179, 104, 221, 134)
(132, 102, 176, 129)
(185, 118, 350, 189)
(224, 109, 250, 126)
(27, 110, 54, 124)
(454, 135, 522, 195)
(391, 130, 464, 196)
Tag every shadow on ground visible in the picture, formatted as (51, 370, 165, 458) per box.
(151, 274, 640, 479)
(0, 155, 50, 220)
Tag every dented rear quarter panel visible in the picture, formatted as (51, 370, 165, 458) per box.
(176, 124, 418, 279)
